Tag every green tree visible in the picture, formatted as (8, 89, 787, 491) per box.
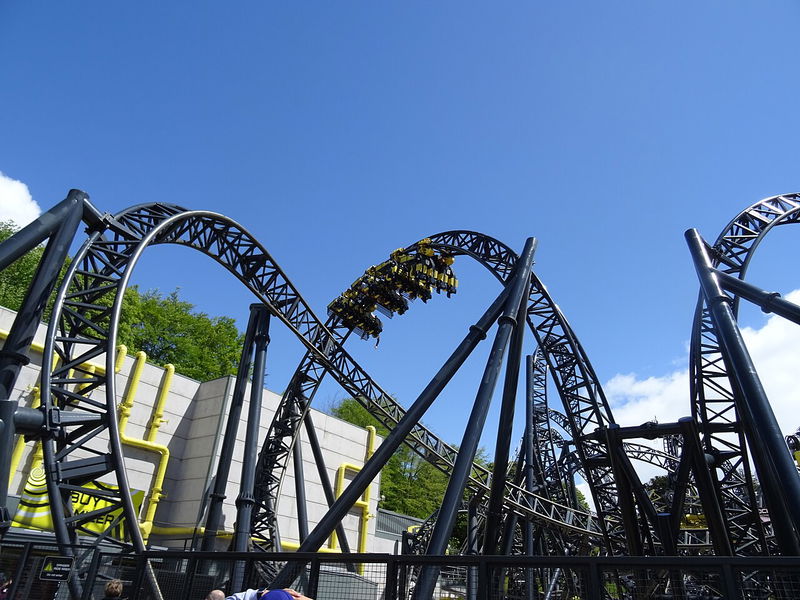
(118, 286, 243, 380)
(331, 397, 450, 518)
(330, 398, 493, 520)
(0, 220, 69, 322)
(0, 221, 244, 381)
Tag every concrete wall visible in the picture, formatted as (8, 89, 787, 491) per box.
(1, 306, 382, 552)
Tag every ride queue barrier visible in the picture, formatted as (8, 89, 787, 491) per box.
(2, 544, 800, 600)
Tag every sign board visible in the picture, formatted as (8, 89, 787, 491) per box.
(39, 556, 74, 582)
(12, 464, 145, 540)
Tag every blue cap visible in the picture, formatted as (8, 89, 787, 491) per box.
(261, 591, 293, 600)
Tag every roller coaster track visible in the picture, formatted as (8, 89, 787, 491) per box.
(690, 194, 800, 556)
(38, 207, 609, 560)
(252, 231, 628, 554)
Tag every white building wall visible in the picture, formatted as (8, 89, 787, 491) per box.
(1, 307, 381, 552)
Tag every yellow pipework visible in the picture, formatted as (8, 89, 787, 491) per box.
(146, 364, 172, 442)
(331, 426, 377, 573)
(1, 320, 172, 544)
(150, 525, 235, 539)
(117, 351, 173, 542)
(281, 540, 341, 553)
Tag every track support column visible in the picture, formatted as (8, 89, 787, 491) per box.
(269, 270, 514, 589)
(200, 305, 265, 550)
(414, 237, 537, 600)
(687, 228, 800, 555)
(232, 306, 271, 590)
(0, 190, 87, 538)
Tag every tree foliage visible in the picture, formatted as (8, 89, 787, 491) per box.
(0, 220, 69, 322)
(0, 221, 244, 381)
(331, 398, 450, 519)
(331, 398, 492, 521)
(118, 286, 243, 380)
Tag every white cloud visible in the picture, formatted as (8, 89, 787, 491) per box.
(576, 482, 596, 512)
(605, 369, 690, 427)
(0, 172, 41, 227)
(605, 289, 800, 437)
(599, 290, 800, 483)
(741, 289, 800, 438)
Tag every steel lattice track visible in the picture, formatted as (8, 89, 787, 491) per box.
(529, 350, 570, 507)
(39, 208, 608, 557)
(690, 193, 800, 556)
(252, 230, 628, 554)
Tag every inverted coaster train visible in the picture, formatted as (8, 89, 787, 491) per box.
(0, 192, 799, 598)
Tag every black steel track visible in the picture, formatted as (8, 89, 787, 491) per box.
(690, 193, 800, 556)
(39, 209, 607, 559)
(251, 230, 627, 554)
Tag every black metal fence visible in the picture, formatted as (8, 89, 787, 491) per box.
(3, 543, 800, 600)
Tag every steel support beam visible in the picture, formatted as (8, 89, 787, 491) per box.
(293, 424, 309, 542)
(678, 417, 733, 556)
(414, 238, 537, 600)
(716, 270, 800, 326)
(232, 307, 271, 589)
(483, 279, 529, 553)
(303, 413, 352, 556)
(687, 228, 800, 555)
(0, 190, 86, 538)
(269, 271, 513, 589)
(200, 305, 263, 550)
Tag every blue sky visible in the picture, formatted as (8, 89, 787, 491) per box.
(3, 2, 800, 451)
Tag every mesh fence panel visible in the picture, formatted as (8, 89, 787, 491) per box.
(6, 544, 800, 600)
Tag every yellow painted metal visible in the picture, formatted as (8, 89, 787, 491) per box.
(146, 364, 173, 442)
(331, 426, 377, 573)
(117, 351, 173, 542)
(150, 525, 234, 539)
(281, 540, 341, 553)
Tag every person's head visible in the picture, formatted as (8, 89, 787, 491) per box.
(260, 591, 292, 600)
(206, 590, 225, 600)
(104, 579, 123, 598)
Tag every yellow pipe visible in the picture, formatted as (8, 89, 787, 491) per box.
(118, 351, 173, 542)
(281, 540, 341, 553)
(150, 525, 235, 539)
(0, 328, 114, 376)
(331, 426, 377, 574)
(146, 364, 173, 442)
(146, 527, 341, 554)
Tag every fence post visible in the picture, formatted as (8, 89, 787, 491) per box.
(80, 549, 103, 600)
(720, 563, 740, 600)
(398, 557, 408, 600)
(182, 556, 199, 600)
(130, 554, 148, 600)
(307, 557, 320, 599)
(587, 562, 603, 600)
(477, 557, 489, 599)
(384, 557, 398, 600)
(8, 542, 31, 600)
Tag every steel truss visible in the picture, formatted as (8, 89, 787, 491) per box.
(690, 194, 800, 556)
(24, 207, 619, 570)
(249, 230, 626, 558)
(0, 190, 795, 597)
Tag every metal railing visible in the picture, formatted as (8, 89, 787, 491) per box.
(3, 543, 800, 600)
